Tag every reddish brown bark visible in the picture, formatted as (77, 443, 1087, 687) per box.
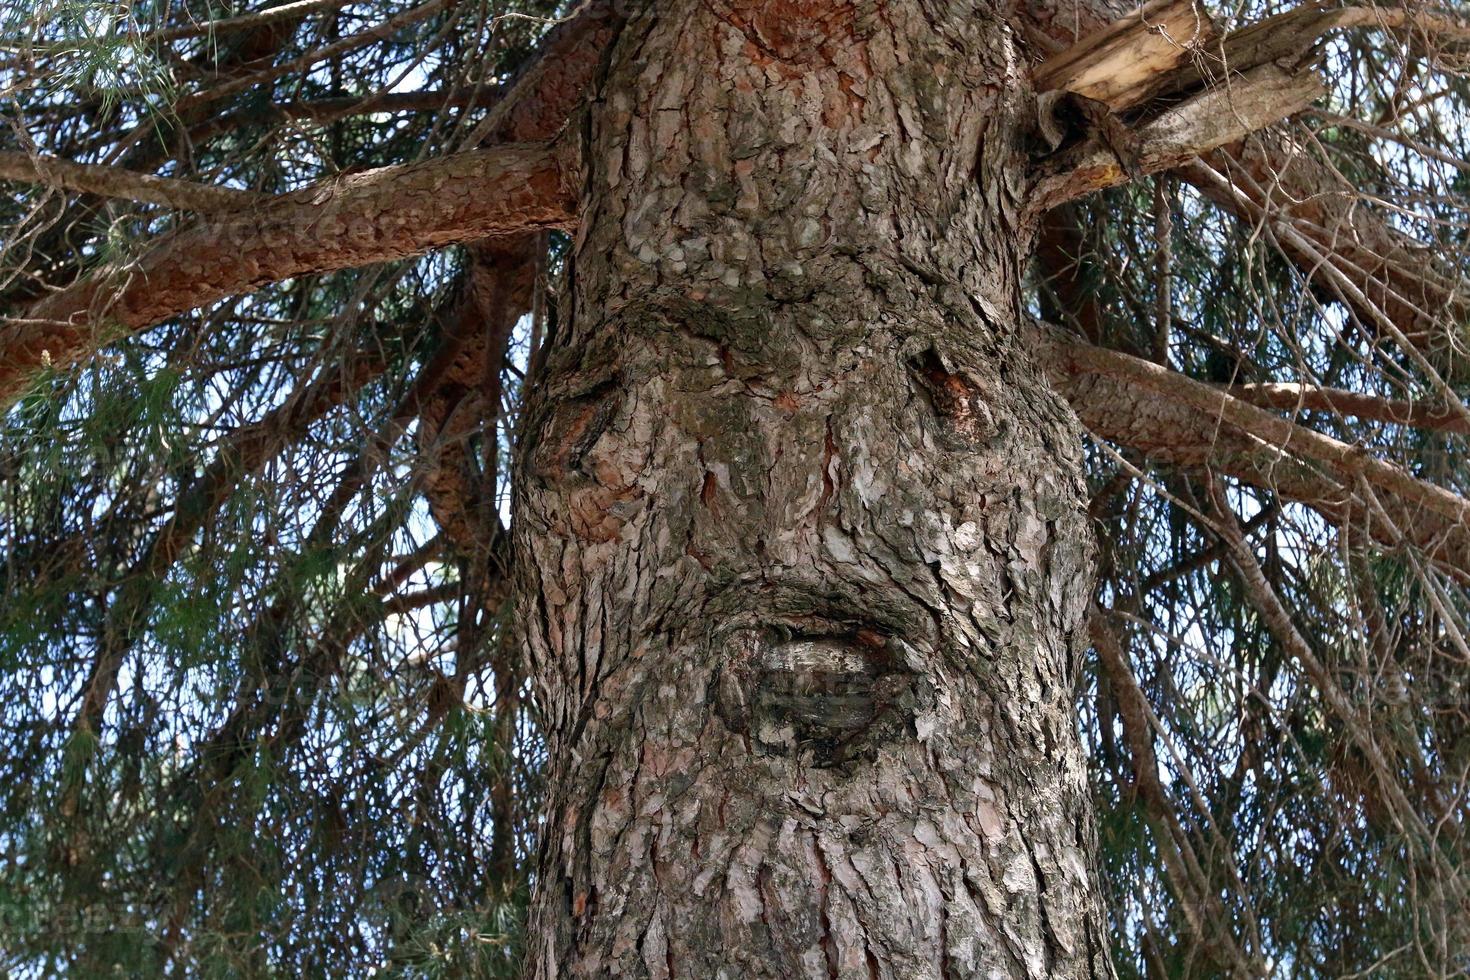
(515, 1, 1110, 975)
(6, 143, 575, 408)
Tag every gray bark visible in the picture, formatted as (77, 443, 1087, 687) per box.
(514, 1, 1109, 975)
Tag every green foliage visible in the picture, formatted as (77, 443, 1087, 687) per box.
(0, 1, 562, 974)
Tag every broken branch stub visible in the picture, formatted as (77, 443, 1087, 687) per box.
(1033, 0, 1214, 113)
(1032, 64, 1325, 209)
(1029, 0, 1350, 208)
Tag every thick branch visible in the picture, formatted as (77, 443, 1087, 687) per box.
(1036, 1, 1470, 114)
(1043, 325, 1470, 575)
(416, 236, 539, 548)
(1176, 5, 1470, 97)
(1032, 0, 1364, 209)
(468, 0, 624, 145)
(182, 89, 499, 143)
(180, 1, 620, 148)
(4, 0, 617, 407)
(409, 2, 621, 541)
(1048, 329, 1470, 525)
(1090, 610, 1261, 975)
(1035, 204, 1107, 346)
(6, 141, 576, 408)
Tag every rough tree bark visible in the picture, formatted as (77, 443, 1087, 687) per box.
(514, 1, 1108, 976)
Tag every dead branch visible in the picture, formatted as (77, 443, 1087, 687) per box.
(1206, 478, 1451, 865)
(1181, 144, 1468, 363)
(120, 0, 348, 45)
(1033, 66, 1324, 210)
(166, 0, 458, 117)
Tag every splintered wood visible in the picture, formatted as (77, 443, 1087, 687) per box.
(1033, 0, 1213, 112)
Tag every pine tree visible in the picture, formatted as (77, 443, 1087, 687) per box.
(1, 0, 1466, 975)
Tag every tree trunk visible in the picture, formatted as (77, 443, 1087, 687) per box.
(514, 1, 1108, 975)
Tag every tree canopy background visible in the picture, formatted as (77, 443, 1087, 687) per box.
(0, 0, 1466, 975)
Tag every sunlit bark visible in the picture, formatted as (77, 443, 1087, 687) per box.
(514, 2, 1108, 975)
